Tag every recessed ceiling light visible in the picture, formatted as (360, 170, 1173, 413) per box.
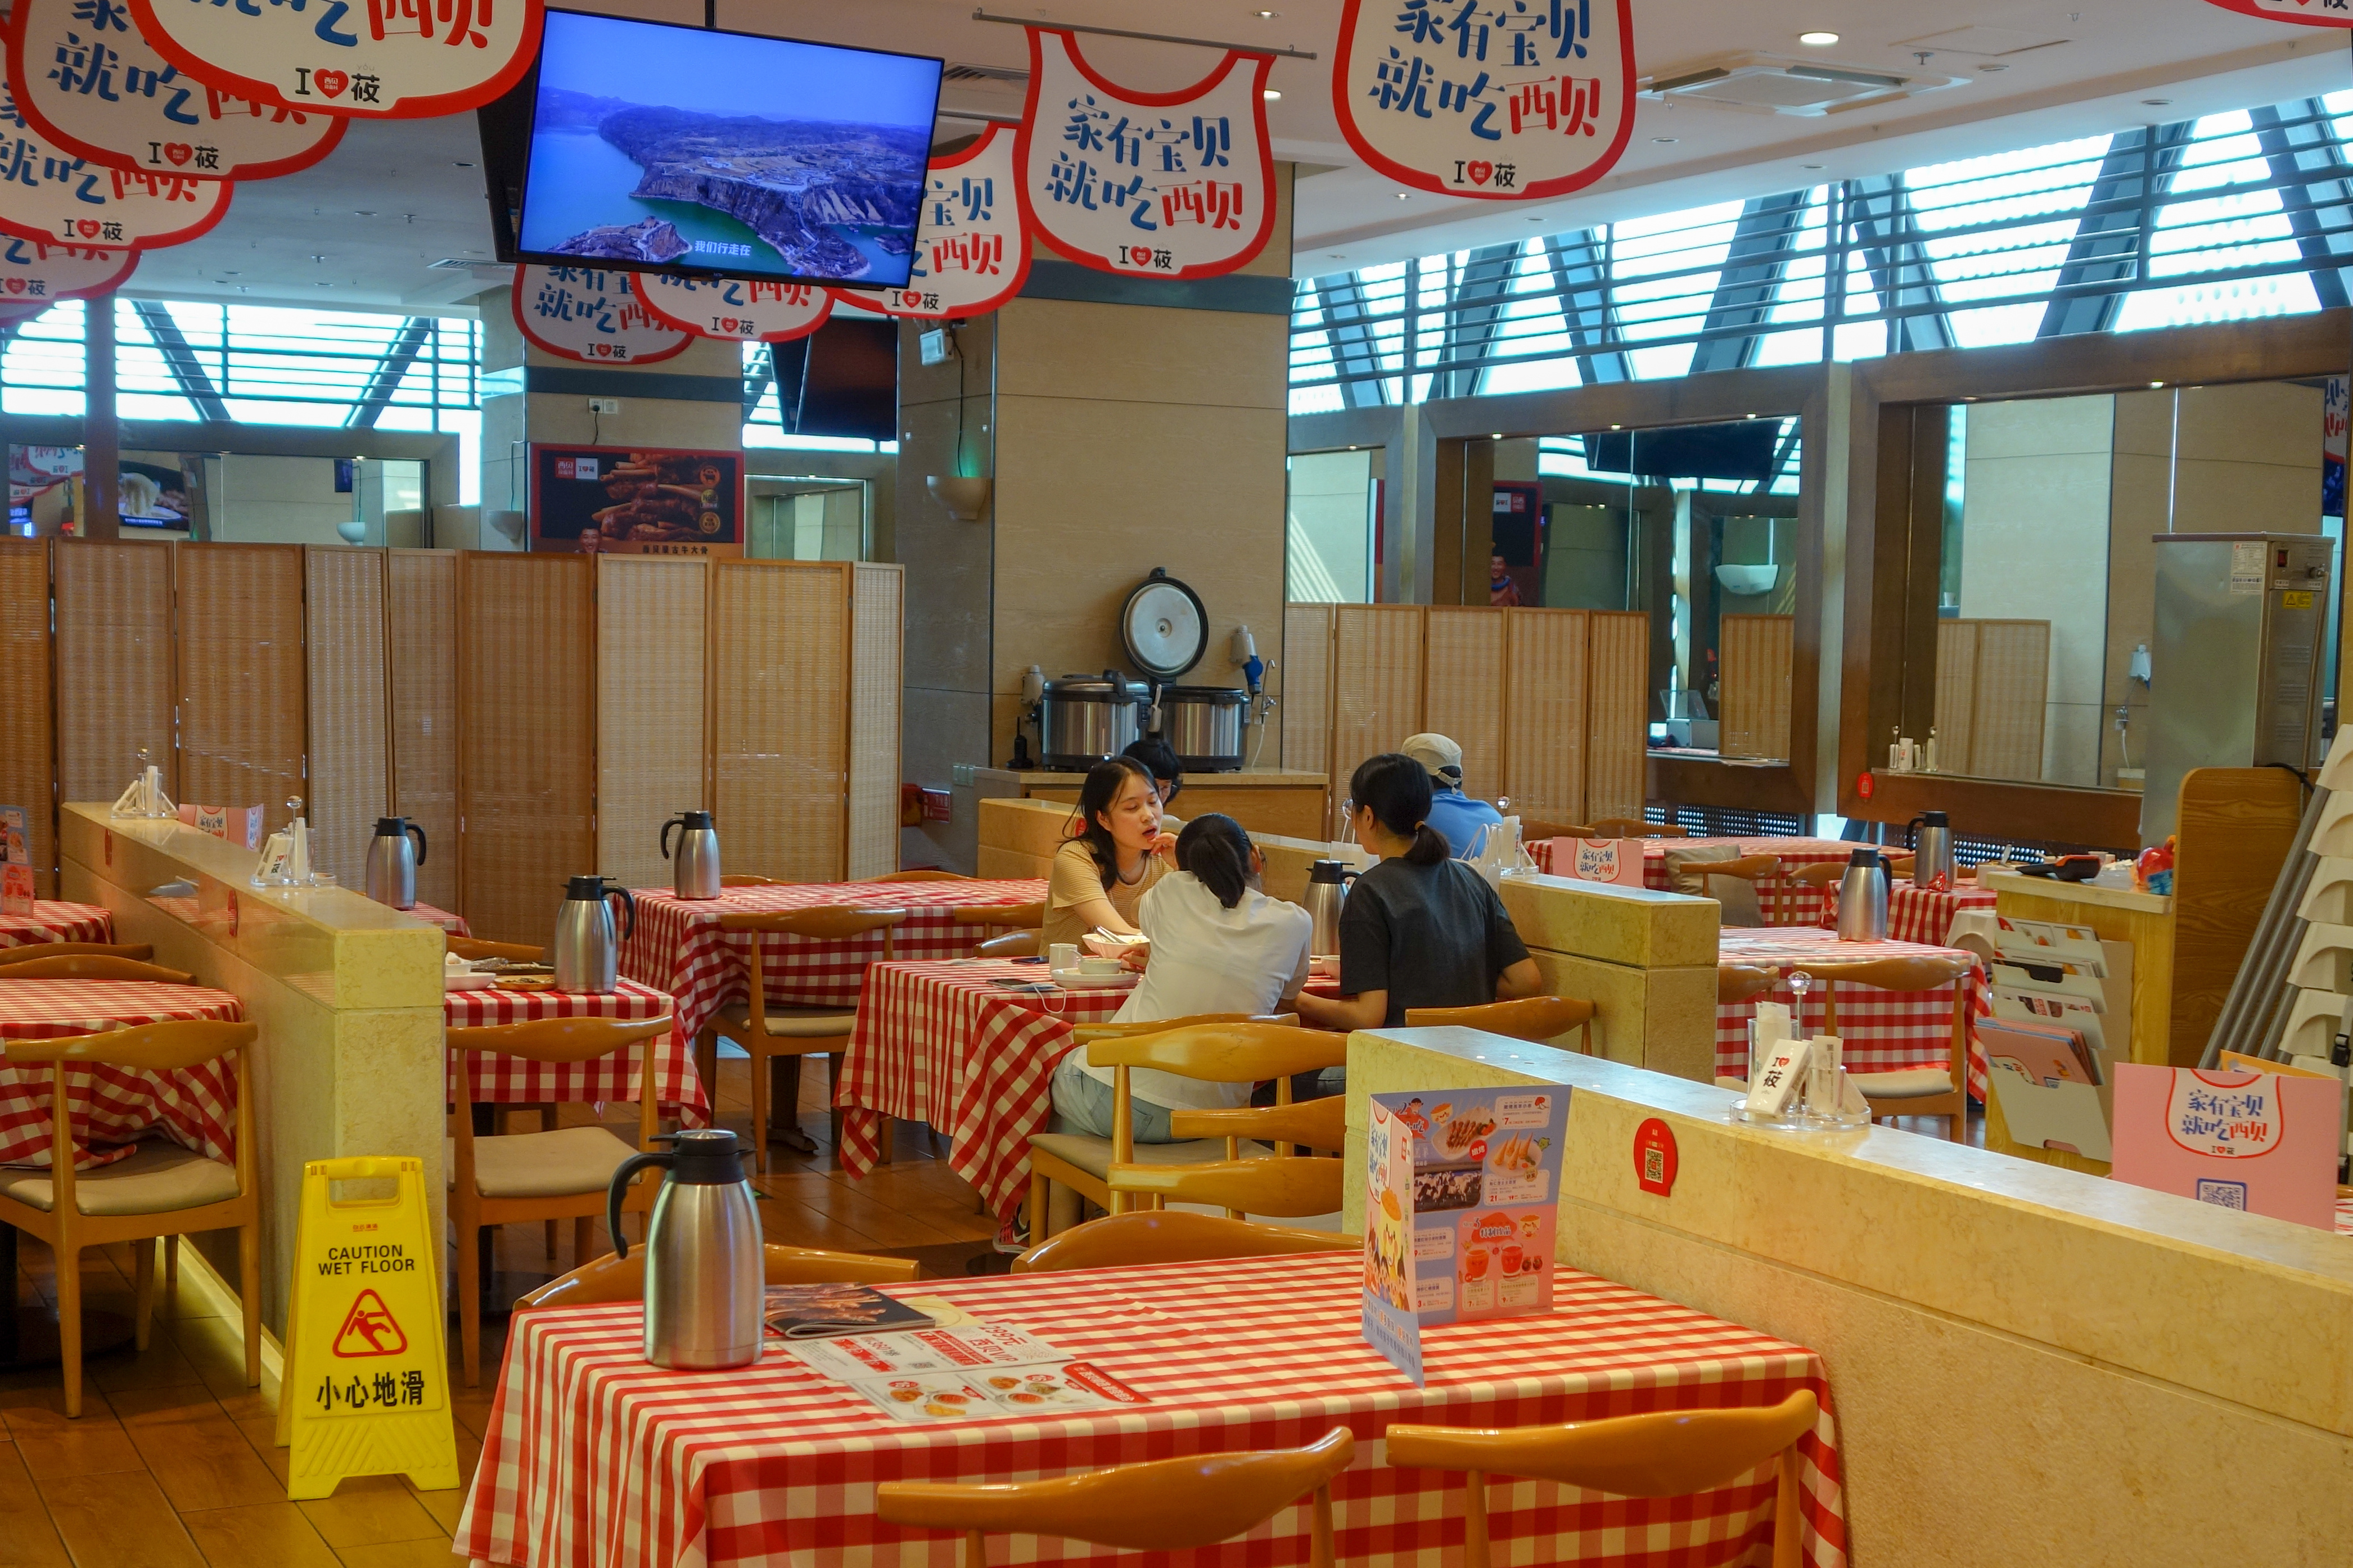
(2143, 98, 2171, 107)
(1527, 214, 1547, 222)
(453, 160, 476, 168)
(1978, 63, 2008, 73)
(1328, 252, 1344, 258)
(1396, 192, 1410, 200)
(2150, 381, 2165, 388)
(1253, 7, 1278, 16)
(1263, 88, 1281, 100)
(1652, 136, 1678, 144)
(1801, 162, 1825, 170)
(1490, 432, 1504, 439)
(1798, 30, 1839, 46)
(353, 210, 376, 216)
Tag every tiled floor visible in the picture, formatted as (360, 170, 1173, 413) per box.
(0, 1051, 1003, 1566)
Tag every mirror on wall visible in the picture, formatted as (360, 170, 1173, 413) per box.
(1912, 381, 2342, 792)
(1504, 415, 1804, 763)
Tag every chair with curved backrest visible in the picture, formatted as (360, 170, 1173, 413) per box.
(445, 1014, 673, 1385)
(878, 1428, 1356, 1568)
(1517, 818, 1588, 844)
(872, 868, 973, 883)
(975, 930, 1042, 959)
(1794, 953, 1977, 1140)
(1403, 995, 1598, 1052)
(715, 907, 907, 1168)
(0, 955, 194, 984)
(721, 874, 782, 888)
(1011, 1209, 1356, 1274)
(447, 936, 546, 963)
(0, 941, 155, 966)
(516, 1240, 919, 1309)
(963, 902, 1047, 957)
(1590, 817, 1689, 839)
(0, 1020, 262, 1418)
(1386, 1391, 1818, 1568)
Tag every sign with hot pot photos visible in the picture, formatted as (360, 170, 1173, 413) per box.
(0, 88, 229, 248)
(127, 0, 543, 118)
(0, 234, 135, 304)
(1016, 26, 1276, 279)
(832, 121, 1031, 320)
(511, 264, 689, 364)
(634, 273, 832, 343)
(8, 0, 346, 180)
(1335, 0, 1635, 200)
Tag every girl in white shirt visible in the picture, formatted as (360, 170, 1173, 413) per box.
(1049, 814, 1312, 1142)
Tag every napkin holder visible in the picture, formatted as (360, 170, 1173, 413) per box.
(250, 797, 331, 889)
(110, 755, 176, 820)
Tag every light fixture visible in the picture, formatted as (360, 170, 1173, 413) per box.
(2142, 98, 2171, 107)
(927, 475, 993, 522)
(1254, 7, 1278, 15)
(1490, 432, 1504, 439)
(1798, 29, 1839, 46)
(1396, 192, 1410, 200)
(1652, 136, 1678, 144)
(2150, 381, 2165, 389)
(1263, 88, 1282, 100)
(453, 160, 476, 168)
(1801, 163, 1825, 170)
(1527, 214, 1547, 222)
(1978, 62, 2008, 72)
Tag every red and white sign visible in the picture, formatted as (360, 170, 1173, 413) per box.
(0, 236, 135, 305)
(511, 264, 690, 365)
(834, 122, 1031, 320)
(1632, 1116, 1678, 1195)
(635, 273, 832, 344)
(1335, 0, 1636, 200)
(0, 90, 230, 249)
(8, 0, 345, 180)
(2201, 0, 2353, 24)
(127, 0, 543, 119)
(1015, 26, 1275, 280)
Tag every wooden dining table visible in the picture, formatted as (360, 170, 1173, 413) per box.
(444, 977, 707, 1126)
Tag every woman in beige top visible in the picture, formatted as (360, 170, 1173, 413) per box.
(1042, 755, 1176, 955)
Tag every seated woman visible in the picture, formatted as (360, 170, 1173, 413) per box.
(1042, 755, 1176, 957)
(1292, 753, 1544, 1057)
(1051, 814, 1312, 1143)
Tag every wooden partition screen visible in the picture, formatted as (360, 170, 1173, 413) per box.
(303, 547, 390, 891)
(1281, 602, 1333, 781)
(713, 560, 850, 884)
(0, 541, 55, 896)
(1502, 609, 1588, 826)
(847, 563, 905, 881)
(596, 556, 709, 894)
(1718, 613, 1794, 762)
(386, 550, 460, 914)
(1330, 605, 1425, 777)
(1584, 610, 1649, 820)
(459, 553, 597, 945)
(1422, 607, 1506, 800)
(52, 540, 176, 816)
(1936, 617, 2052, 780)
(176, 545, 307, 838)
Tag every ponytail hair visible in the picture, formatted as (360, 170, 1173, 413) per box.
(1177, 813, 1254, 909)
(1350, 753, 1450, 865)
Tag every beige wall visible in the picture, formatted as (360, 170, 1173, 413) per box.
(1286, 448, 1374, 603)
(208, 454, 353, 545)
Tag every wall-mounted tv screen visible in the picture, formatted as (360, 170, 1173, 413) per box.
(513, 11, 943, 289)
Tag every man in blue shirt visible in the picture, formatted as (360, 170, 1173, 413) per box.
(1401, 733, 1506, 860)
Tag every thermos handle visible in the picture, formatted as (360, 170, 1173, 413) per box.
(606, 1150, 670, 1259)
(660, 815, 681, 861)
(608, 882, 637, 942)
(406, 821, 427, 867)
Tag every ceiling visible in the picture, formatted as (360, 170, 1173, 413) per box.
(110, 0, 2353, 316)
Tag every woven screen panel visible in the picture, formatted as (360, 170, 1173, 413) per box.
(714, 561, 847, 883)
(53, 540, 175, 815)
(847, 563, 904, 880)
(1584, 610, 1649, 820)
(1281, 603, 1332, 779)
(1331, 605, 1423, 780)
(596, 555, 707, 894)
(303, 547, 390, 889)
(1971, 620, 2051, 782)
(459, 553, 596, 945)
(0, 541, 54, 894)
(1421, 607, 1506, 803)
(387, 550, 460, 912)
(1716, 613, 1793, 763)
(1502, 609, 1588, 828)
(177, 544, 307, 839)
(1934, 619, 1980, 776)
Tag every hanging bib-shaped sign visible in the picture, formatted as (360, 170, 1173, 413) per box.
(634, 274, 832, 344)
(511, 264, 690, 365)
(125, 0, 543, 119)
(2200, 0, 2353, 24)
(833, 123, 1030, 320)
(9, 0, 346, 180)
(1334, 0, 1635, 200)
(0, 236, 136, 306)
(0, 90, 229, 248)
(1015, 27, 1274, 280)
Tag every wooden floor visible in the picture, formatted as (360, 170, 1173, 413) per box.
(0, 1049, 1004, 1567)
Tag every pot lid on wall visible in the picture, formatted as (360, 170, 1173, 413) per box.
(1120, 567, 1208, 681)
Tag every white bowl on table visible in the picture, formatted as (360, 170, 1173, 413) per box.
(1051, 967, 1140, 991)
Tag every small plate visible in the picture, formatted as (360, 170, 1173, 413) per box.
(444, 971, 495, 991)
(1052, 968, 1139, 991)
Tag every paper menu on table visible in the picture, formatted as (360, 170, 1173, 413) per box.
(852, 1362, 1150, 1424)
(0, 806, 27, 866)
(784, 1322, 1067, 1382)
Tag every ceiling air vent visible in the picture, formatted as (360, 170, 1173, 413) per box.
(1643, 53, 1967, 116)
(944, 62, 1028, 86)
(429, 257, 511, 271)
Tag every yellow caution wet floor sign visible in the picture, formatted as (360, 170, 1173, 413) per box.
(273, 1156, 460, 1500)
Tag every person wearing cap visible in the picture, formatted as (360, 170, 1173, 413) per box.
(1401, 733, 1506, 860)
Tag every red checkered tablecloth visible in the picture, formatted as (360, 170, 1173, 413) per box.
(454, 1250, 1847, 1568)
(1819, 881, 1999, 947)
(444, 978, 709, 1126)
(1719, 930, 1989, 1097)
(0, 901, 115, 950)
(0, 978, 242, 1170)
(837, 960, 1128, 1221)
(2337, 1198, 2351, 1236)
(622, 880, 1052, 1047)
(1531, 838, 1852, 926)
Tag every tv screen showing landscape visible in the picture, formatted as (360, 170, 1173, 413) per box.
(515, 12, 943, 288)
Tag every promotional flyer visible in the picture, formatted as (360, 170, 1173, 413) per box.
(529, 445, 741, 557)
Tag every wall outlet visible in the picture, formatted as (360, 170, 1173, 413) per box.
(587, 396, 622, 415)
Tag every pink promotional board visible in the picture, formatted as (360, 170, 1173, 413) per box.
(2109, 1065, 2343, 1230)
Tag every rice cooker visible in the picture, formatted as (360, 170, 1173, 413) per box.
(1038, 672, 1149, 771)
(1159, 686, 1248, 772)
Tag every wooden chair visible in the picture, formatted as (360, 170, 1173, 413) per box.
(720, 874, 782, 888)
(0, 1020, 262, 1418)
(1386, 1390, 1818, 1568)
(878, 1427, 1355, 1568)
(0, 941, 154, 966)
(1403, 996, 1597, 1051)
(1012, 1210, 1357, 1273)
(445, 1014, 673, 1385)
(1590, 817, 1688, 839)
(872, 868, 972, 883)
(715, 907, 906, 1167)
(447, 936, 545, 963)
(1517, 817, 1586, 843)
(1793, 954, 1978, 1140)
(516, 1240, 918, 1308)
(975, 930, 1042, 959)
(963, 902, 1046, 957)
(0, 955, 194, 984)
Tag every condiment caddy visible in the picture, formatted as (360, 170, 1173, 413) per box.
(1736, 975, 1871, 1131)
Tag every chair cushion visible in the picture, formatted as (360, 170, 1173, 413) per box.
(1855, 1068, 1955, 1099)
(448, 1125, 641, 1200)
(1027, 1133, 1272, 1182)
(716, 1004, 858, 1039)
(1664, 845, 1763, 928)
(0, 1140, 239, 1216)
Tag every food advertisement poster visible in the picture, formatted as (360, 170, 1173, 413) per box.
(2110, 1064, 2342, 1230)
(1363, 1085, 1569, 1383)
(0, 804, 30, 914)
(529, 445, 740, 557)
